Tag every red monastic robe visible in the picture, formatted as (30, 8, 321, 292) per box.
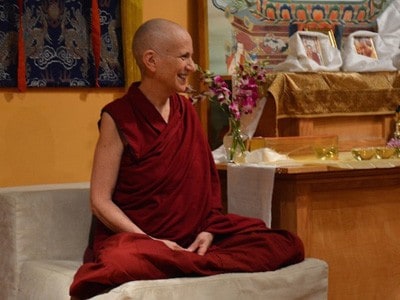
(70, 83, 304, 299)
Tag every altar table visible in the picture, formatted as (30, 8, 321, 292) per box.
(217, 162, 400, 300)
(254, 71, 400, 150)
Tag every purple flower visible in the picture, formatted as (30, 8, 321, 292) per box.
(198, 60, 270, 121)
(387, 138, 400, 148)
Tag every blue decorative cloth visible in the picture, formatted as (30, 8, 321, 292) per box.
(0, 2, 19, 87)
(0, 0, 124, 88)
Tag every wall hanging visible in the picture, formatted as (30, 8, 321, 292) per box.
(0, 0, 143, 91)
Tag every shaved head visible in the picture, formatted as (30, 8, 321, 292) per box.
(132, 19, 190, 70)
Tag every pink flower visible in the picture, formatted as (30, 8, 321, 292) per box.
(387, 138, 400, 148)
(199, 60, 270, 121)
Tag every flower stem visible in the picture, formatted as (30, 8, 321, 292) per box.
(226, 118, 247, 162)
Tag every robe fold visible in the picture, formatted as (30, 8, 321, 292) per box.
(70, 83, 304, 299)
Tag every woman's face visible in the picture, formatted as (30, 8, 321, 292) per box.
(154, 31, 195, 94)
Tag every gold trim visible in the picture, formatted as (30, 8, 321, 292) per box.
(326, 30, 337, 48)
(305, 28, 337, 48)
(121, 0, 143, 88)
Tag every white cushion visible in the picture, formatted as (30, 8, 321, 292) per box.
(18, 258, 328, 300)
(0, 183, 91, 300)
(18, 260, 79, 300)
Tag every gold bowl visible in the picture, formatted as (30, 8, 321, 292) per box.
(351, 147, 376, 161)
(314, 146, 339, 160)
(375, 147, 396, 159)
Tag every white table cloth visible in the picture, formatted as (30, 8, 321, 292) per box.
(227, 163, 275, 227)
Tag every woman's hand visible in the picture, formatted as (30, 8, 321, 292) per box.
(187, 232, 214, 256)
(150, 232, 214, 255)
(151, 237, 187, 251)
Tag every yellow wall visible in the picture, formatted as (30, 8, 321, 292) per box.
(143, 1, 188, 26)
(0, 0, 191, 187)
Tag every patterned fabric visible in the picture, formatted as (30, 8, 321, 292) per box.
(266, 71, 400, 118)
(0, 0, 124, 89)
(97, 0, 124, 87)
(0, 2, 19, 87)
(255, 0, 391, 24)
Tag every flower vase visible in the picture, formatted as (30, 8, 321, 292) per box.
(223, 117, 248, 163)
(395, 147, 400, 158)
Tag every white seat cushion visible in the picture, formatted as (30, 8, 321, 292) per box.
(18, 258, 328, 300)
(18, 260, 79, 300)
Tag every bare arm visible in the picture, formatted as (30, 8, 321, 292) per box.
(90, 112, 145, 234)
(90, 112, 186, 251)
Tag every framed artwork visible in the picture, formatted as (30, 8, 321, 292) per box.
(353, 36, 378, 59)
(300, 34, 324, 65)
(305, 29, 338, 48)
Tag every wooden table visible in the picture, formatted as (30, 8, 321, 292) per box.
(217, 163, 400, 300)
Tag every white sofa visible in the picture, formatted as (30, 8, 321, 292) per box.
(0, 183, 329, 300)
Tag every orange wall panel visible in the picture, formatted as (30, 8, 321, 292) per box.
(0, 89, 124, 186)
(0, 0, 190, 187)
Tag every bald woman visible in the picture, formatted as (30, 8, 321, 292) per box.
(69, 19, 304, 299)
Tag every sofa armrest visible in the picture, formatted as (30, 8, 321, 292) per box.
(0, 182, 91, 300)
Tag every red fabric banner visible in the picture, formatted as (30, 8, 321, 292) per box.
(91, 0, 101, 88)
(17, 0, 26, 92)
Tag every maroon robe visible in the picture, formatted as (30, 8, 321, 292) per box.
(70, 83, 304, 299)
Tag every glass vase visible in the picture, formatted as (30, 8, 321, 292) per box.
(223, 117, 248, 163)
(395, 147, 400, 158)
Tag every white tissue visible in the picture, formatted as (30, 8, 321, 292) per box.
(212, 145, 228, 163)
(245, 148, 290, 163)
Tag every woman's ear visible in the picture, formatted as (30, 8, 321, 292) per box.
(142, 50, 157, 72)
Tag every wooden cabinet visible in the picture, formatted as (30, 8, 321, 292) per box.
(272, 166, 400, 300)
(218, 165, 400, 300)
